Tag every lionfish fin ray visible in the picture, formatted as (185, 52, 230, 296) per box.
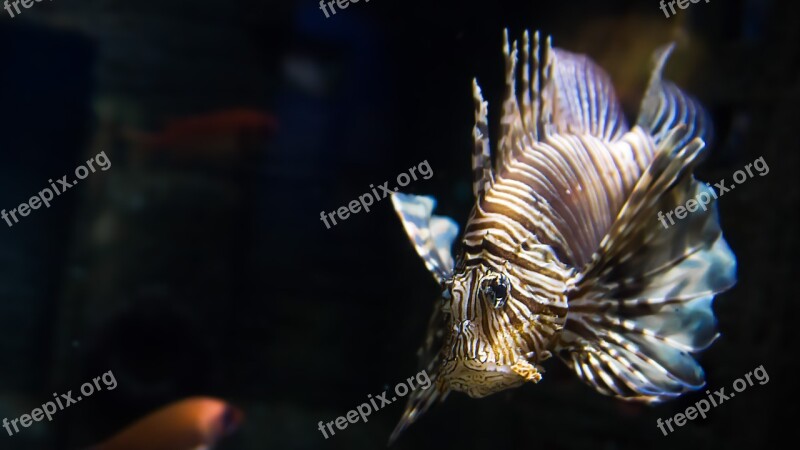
(484, 29, 634, 216)
(495, 29, 629, 147)
(484, 32, 648, 267)
(544, 47, 629, 141)
(389, 302, 449, 445)
(492, 127, 657, 267)
(557, 129, 736, 400)
(472, 79, 494, 198)
(496, 29, 522, 179)
(391, 193, 459, 283)
(389, 377, 444, 445)
(637, 44, 712, 152)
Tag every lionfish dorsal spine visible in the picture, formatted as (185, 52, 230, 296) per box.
(473, 30, 633, 203)
(472, 79, 493, 199)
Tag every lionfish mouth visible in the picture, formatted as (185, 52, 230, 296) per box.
(440, 357, 539, 398)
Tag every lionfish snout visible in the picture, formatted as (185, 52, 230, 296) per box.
(439, 316, 542, 398)
(438, 320, 527, 398)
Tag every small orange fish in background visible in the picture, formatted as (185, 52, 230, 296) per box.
(90, 397, 244, 450)
(123, 108, 278, 165)
(136, 108, 277, 149)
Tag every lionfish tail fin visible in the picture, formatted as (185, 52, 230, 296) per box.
(556, 126, 736, 401)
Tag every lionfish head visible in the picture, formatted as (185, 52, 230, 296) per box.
(388, 193, 551, 443)
(437, 266, 541, 398)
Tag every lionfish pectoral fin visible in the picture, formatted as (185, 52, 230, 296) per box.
(637, 43, 712, 153)
(391, 193, 459, 283)
(390, 282, 451, 444)
(556, 127, 736, 401)
(389, 378, 446, 445)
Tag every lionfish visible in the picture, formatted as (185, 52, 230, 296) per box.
(389, 30, 736, 442)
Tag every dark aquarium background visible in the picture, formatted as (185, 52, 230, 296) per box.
(0, 0, 795, 448)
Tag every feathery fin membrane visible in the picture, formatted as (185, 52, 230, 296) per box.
(388, 299, 447, 444)
(552, 33, 729, 401)
(389, 195, 455, 444)
(475, 30, 630, 202)
(637, 44, 712, 153)
(558, 126, 736, 401)
(391, 193, 459, 283)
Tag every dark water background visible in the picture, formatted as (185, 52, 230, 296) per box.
(0, 0, 795, 448)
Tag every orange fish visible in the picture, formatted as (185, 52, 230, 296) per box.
(121, 108, 277, 165)
(144, 109, 276, 147)
(123, 108, 277, 153)
(90, 397, 244, 450)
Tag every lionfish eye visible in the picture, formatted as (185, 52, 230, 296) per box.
(481, 274, 510, 309)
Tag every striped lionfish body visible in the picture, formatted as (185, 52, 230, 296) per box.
(389, 30, 736, 442)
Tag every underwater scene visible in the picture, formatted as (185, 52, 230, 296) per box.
(0, 0, 794, 448)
